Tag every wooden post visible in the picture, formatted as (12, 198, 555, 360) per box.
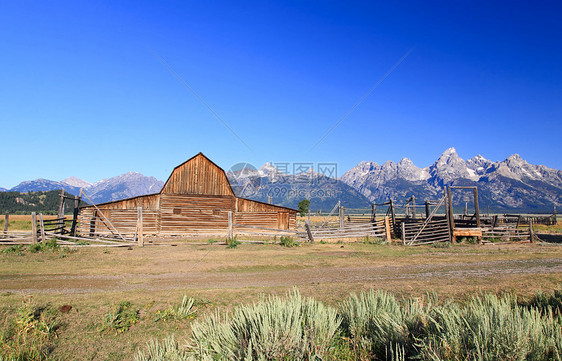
(371, 203, 376, 223)
(447, 187, 455, 231)
(444, 188, 453, 242)
(389, 199, 396, 233)
(70, 196, 79, 236)
(39, 213, 46, 243)
(137, 207, 144, 247)
(473, 187, 480, 228)
(464, 202, 468, 217)
(305, 220, 314, 243)
(57, 189, 65, 218)
(3, 213, 8, 235)
(227, 211, 233, 239)
(384, 216, 391, 242)
(401, 222, 406, 245)
(529, 219, 534, 243)
(412, 196, 416, 220)
(425, 201, 430, 219)
(339, 205, 344, 230)
(31, 212, 38, 243)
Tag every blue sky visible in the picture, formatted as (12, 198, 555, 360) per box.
(1, 1, 561, 187)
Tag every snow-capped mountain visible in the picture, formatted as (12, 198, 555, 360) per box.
(6, 173, 164, 204)
(228, 164, 371, 210)
(62, 176, 92, 189)
(342, 148, 562, 212)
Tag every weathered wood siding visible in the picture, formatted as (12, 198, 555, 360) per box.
(235, 198, 295, 230)
(161, 153, 234, 196)
(159, 194, 235, 234)
(77, 208, 159, 236)
(87, 194, 161, 210)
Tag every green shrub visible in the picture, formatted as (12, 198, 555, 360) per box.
(188, 289, 340, 360)
(419, 294, 562, 361)
(279, 235, 298, 248)
(525, 288, 562, 316)
(135, 336, 188, 361)
(98, 301, 140, 333)
(340, 290, 432, 360)
(0, 300, 62, 360)
(207, 238, 218, 244)
(155, 295, 196, 322)
(1, 244, 25, 255)
(226, 236, 240, 249)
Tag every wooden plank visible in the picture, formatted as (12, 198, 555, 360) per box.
(31, 212, 38, 243)
(39, 213, 46, 242)
(137, 207, 143, 247)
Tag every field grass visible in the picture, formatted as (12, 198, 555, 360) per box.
(0, 236, 562, 360)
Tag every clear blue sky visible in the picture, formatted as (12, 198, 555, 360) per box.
(1, 1, 561, 188)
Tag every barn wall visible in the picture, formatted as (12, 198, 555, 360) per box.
(86, 194, 161, 210)
(235, 198, 296, 230)
(159, 194, 235, 234)
(161, 154, 234, 196)
(76, 208, 160, 236)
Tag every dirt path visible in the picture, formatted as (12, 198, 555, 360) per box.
(4, 256, 561, 294)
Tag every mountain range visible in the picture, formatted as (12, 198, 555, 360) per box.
(2, 148, 560, 212)
(341, 148, 561, 212)
(4, 172, 164, 205)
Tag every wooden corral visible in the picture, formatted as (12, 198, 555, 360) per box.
(77, 153, 297, 237)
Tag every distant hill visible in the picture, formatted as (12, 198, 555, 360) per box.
(0, 190, 88, 215)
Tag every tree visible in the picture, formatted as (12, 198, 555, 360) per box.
(298, 199, 310, 217)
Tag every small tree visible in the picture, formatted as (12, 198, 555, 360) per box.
(298, 199, 310, 217)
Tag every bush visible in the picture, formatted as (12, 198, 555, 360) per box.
(226, 236, 240, 249)
(2, 244, 25, 255)
(98, 301, 140, 334)
(419, 294, 562, 360)
(0, 299, 62, 360)
(340, 290, 432, 360)
(135, 289, 562, 361)
(279, 235, 298, 248)
(155, 295, 196, 322)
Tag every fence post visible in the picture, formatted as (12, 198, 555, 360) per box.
(70, 199, 79, 237)
(3, 213, 8, 235)
(384, 216, 391, 242)
(401, 222, 406, 245)
(529, 219, 534, 243)
(412, 196, 416, 220)
(227, 211, 233, 239)
(425, 201, 430, 219)
(39, 213, 46, 243)
(305, 220, 314, 243)
(137, 207, 144, 247)
(339, 206, 344, 230)
(31, 212, 38, 243)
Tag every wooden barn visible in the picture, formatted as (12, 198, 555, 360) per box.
(77, 153, 297, 237)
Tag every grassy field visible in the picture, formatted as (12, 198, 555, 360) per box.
(1, 235, 562, 360)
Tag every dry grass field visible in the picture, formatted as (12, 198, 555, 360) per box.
(1, 235, 562, 360)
